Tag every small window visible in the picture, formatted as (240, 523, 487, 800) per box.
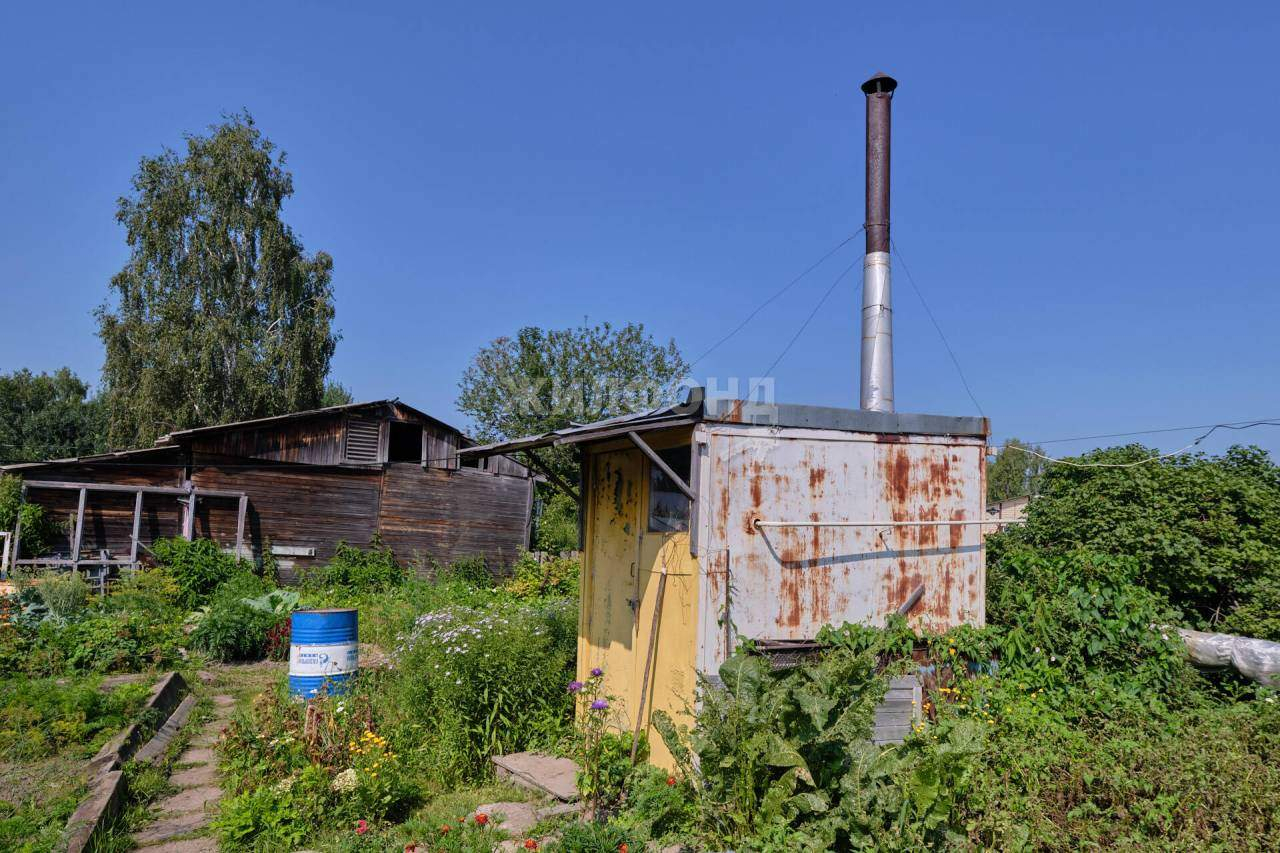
(648, 445, 691, 533)
(388, 421, 424, 463)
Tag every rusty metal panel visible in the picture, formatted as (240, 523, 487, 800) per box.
(701, 425, 985, 654)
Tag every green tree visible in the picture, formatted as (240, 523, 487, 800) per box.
(0, 368, 105, 462)
(320, 380, 355, 408)
(990, 444, 1280, 640)
(96, 112, 338, 448)
(986, 438, 1047, 502)
(457, 320, 689, 487)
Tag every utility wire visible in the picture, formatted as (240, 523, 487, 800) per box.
(1000, 420, 1280, 468)
(684, 228, 864, 373)
(744, 257, 862, 403)
(1024, 417, 1280, 447)
(891, 237, 985, 417)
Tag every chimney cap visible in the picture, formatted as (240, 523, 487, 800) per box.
(861, 72, 898, 96)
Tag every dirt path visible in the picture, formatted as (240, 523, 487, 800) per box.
(128, 694, 234, 852)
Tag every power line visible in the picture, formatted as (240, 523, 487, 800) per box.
(1000, 419, 1280, 468)
(744, 257, 862, 403)
(684, 228, 864, 373)
(890, 237, 985, 417)
(1022, 417, 1280, 447)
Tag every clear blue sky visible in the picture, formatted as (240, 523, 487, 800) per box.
(2, 1, 1278, 459)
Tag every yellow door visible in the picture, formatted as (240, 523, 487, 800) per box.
(580, 448, 642, 722)
(634, 529, 699, 768)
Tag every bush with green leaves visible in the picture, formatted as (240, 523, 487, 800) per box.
(33, 571, 89, 620)
(507, 551, 580, 600)
(189, 588, 280, 662)
(534, 488, 580, 553)
(991, 443, 1280, 640)
(547, 819, 644, 853)
(150, 536, 257, 608)
(390, 599, 577, 783)
(0, 474, 60, 558)
(649, 645, 984, 852)
(437, 554, 490, 586)
(304, 537, 408, 591)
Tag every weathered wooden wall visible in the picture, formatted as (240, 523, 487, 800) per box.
(377, 464, 532, 575)
(188, 414, 349, 466)
(18, 456, 184, 557)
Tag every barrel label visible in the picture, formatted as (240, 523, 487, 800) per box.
(289, 642, 358, 676)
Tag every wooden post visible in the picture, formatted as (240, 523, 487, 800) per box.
(235, 495, 248, 560)
(71, 488, 87, 567)
(182, 486, 196, 540)
(129, 490, 143, 566)
(1, 532, 10, 579)
(9, 483, 25, 571)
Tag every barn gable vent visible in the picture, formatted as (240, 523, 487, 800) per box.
(345, 417, 382, 464)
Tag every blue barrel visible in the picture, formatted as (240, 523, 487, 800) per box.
(288, 609, 359, 699)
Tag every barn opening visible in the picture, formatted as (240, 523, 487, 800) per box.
(388, 421, 424, 463)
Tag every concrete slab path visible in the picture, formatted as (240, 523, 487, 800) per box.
(130, 694, 233, 851)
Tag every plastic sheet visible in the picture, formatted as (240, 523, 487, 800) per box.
(1176, 627, 1280, 687)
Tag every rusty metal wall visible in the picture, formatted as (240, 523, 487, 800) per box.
(696, 424, 985, 671)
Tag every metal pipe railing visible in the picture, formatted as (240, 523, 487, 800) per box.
(754, 518, 1024, 529)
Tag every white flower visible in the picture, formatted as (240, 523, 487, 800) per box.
(332, 767, 359, 793)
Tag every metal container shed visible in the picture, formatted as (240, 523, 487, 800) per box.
(460, 391, 989, 767)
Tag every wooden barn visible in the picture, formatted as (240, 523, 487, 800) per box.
(1, 400, 533, 583)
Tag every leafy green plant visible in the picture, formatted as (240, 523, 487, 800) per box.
(390, 599, 577, 783)
(189, 595, 277, 662)
(0, 474, 60, 558)
(0, 676, 149, 760)
(570, 670, 641, 814)
(305, 537, 408, 591)
(34, 571, 89, 619)
(507, 551, 580, 600)
(547, 819, 644, 852)
(439, 555, 490, 587)
(150, 537, 257, 608)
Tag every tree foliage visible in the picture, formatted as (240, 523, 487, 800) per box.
(456, 320, 689, 485)
(986, 438, 1047, 502)
(990, 443, 1280, 640)
(0, 368, 105, 462)
(320, 380, 354, 408)
(96, 112, 338, 448)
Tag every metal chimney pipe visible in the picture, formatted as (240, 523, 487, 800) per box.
(859, 71, 897, 412)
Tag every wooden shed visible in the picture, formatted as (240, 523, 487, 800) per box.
(460, 389, 990, 767)
(2, 400, 533, 583)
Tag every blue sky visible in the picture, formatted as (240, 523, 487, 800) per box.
(2, 1, 1278, 459)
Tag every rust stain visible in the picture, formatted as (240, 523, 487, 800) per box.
(808, 466, 826, 492)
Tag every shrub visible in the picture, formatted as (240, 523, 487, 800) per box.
(34, 571, 89, 619)
(534, 488, 579, 554)
(0, 474, 60, 557)
(391, 599, 577, 782)
(37, 613, 182, 674)
(104, 567, 182, 619)
(990, 444, 1280, 640)
(189, 593, 278, 662)
(439, 555, 489, 587)
(150, 537, 256, 608)
(507, 552, 580, 600)
(547, 819, 644, 853)
(306, 537, 408, 591)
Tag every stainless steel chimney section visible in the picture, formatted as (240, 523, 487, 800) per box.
(860, 72, 897, 412)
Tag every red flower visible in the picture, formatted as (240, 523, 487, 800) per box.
(355, 819, 369, 835)
(666, 775, 677, 786)
(439, 824, 452, 834)
(475, 813, 489, 826)
(405, 845, 420, 853)
(619, 845, 629, 853)
(524, 840, 539, 850)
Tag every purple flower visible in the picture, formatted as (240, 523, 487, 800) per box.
(566, 681, 584, 693)
(590, 699, 609, 711)
(590, 667, 604, 678)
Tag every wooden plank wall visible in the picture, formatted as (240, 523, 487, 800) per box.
(18, 459, 184, 558)
(189, 413, 348, 465)
(378, 464, 532, 576)
(192, 457, 382, 582)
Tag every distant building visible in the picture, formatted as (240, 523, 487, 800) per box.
(2, 400, 532, 582)
(984, 494, 1031, 534)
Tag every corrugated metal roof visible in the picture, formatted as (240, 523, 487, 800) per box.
(155, 398, 469, 445)
(458, 389, 987, 459)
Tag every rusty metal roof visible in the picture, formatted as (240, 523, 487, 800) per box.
(458, 389, 987, 459)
